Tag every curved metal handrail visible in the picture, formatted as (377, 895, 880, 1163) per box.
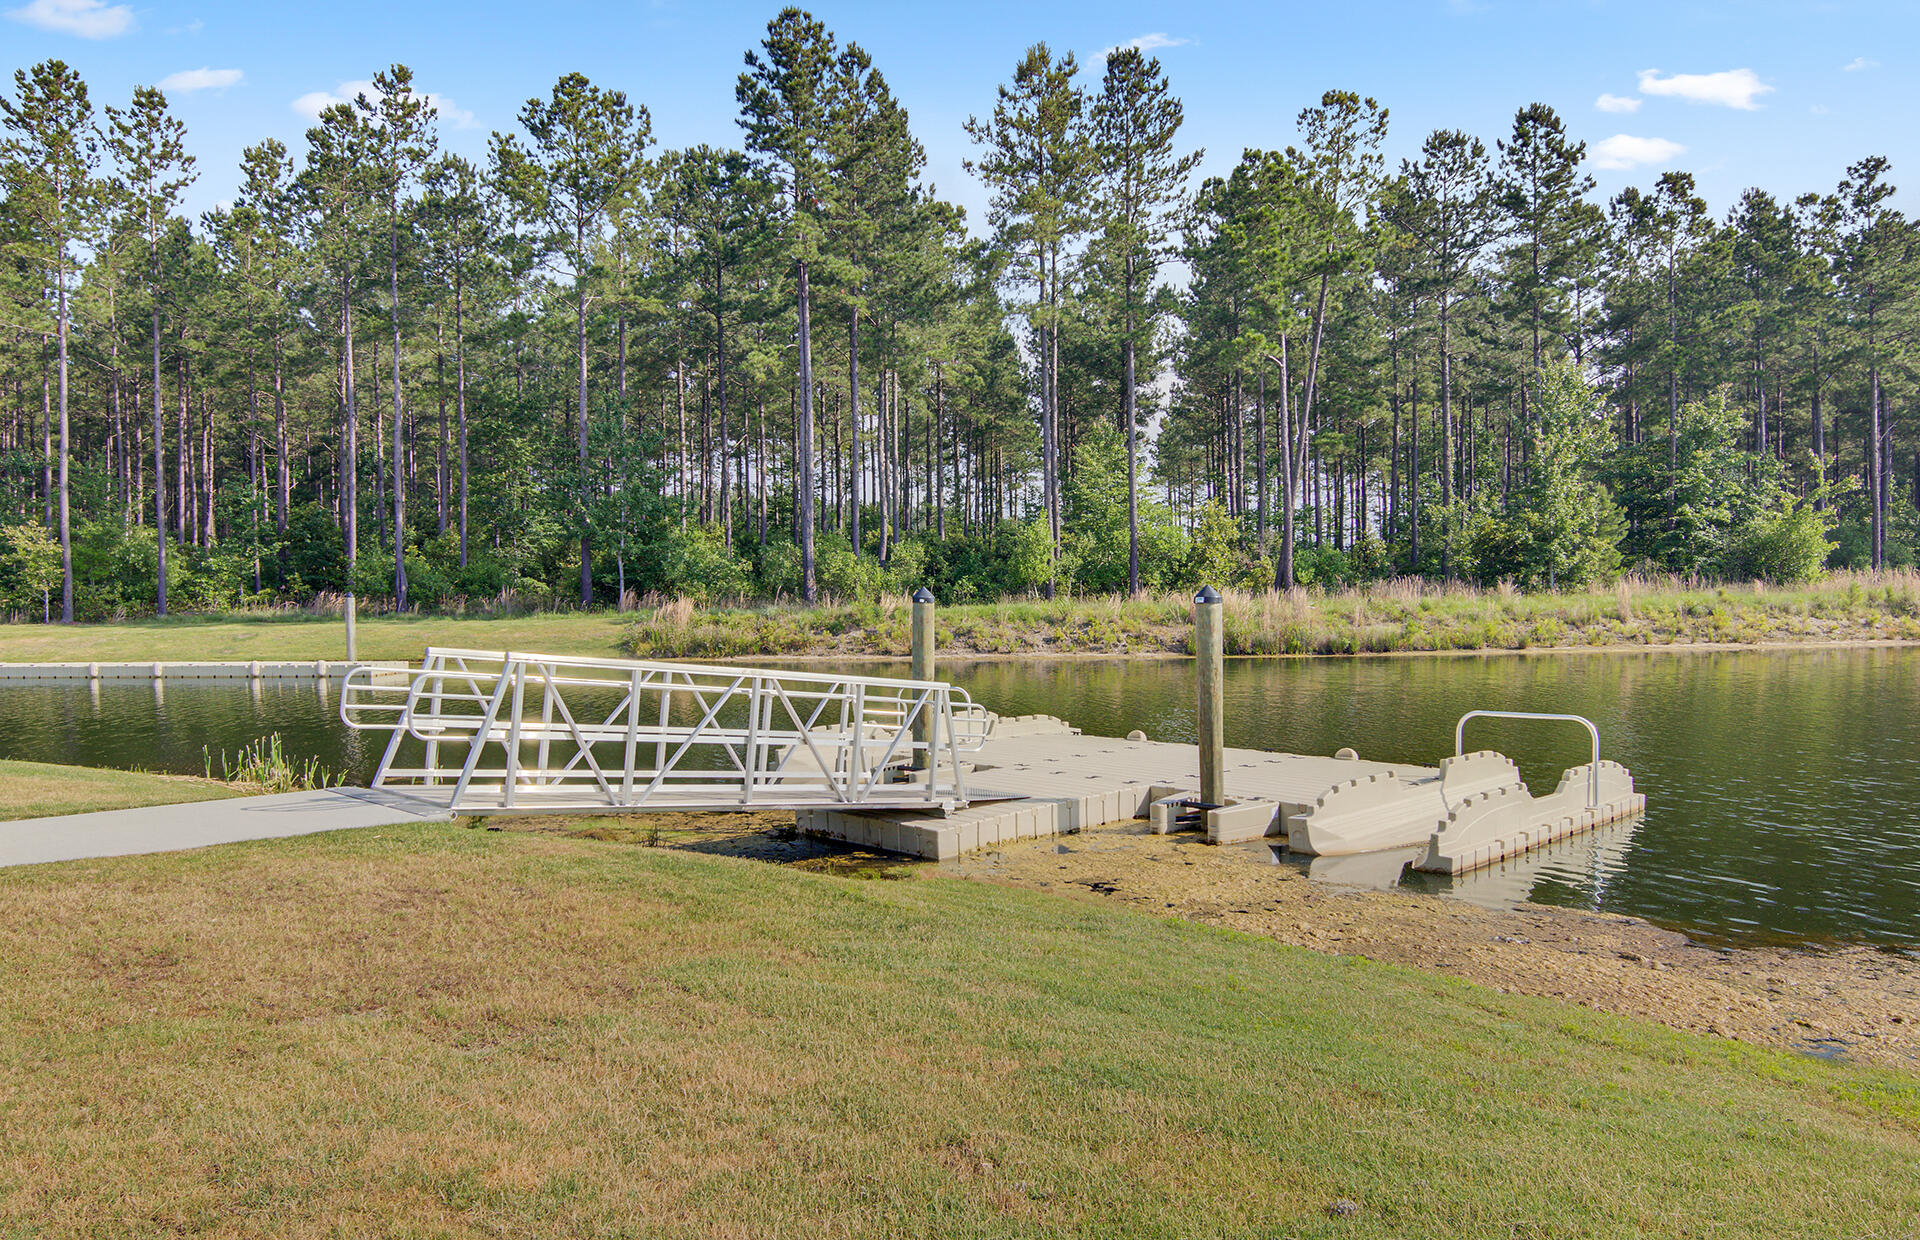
(1455, 710, 1601, 808)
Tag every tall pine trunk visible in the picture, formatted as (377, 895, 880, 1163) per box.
(391, 219, 408, 611)
(455, 266, 469, 567)
(848, 305, 861, 557)
(152, 252, 168, 615)
(576, 236, 591, 607)
(56, 258, 71, 622)
(796, 258, 816, 601)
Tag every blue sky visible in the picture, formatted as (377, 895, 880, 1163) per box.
(4, 0, 1912, 229)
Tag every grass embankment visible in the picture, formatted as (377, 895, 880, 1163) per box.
(4, 571, 1920, 664)
(0, 823, 1913, 1237)
(623, 570, 1920, 659)
(0, 609, 632, 664)
(0, 758, 238, 822)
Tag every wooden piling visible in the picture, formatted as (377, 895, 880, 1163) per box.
(1195, 585, 1225, 806)
(345, 592, 359, 663)
(911, 587, 936, 769)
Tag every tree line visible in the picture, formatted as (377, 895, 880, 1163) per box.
(0, 9, 1911, 622)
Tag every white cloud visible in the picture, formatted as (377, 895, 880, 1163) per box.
(292, 81, 368, 120)
(1843, 56, 1878, 72)
(1595, 93, 1641, 113)
(1098, 32, 1190, 60)
(1636, 67, 1773, 110)
(1587, 133, 1686, 171)
(428, 94, 476, 129)
(293, 79, 474, 128)
(4, 0, 133, 37)
(158, 67, 242, 93)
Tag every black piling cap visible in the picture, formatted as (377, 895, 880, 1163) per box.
(1195, 585, 1222, 604)
(911, 587, 936, 603)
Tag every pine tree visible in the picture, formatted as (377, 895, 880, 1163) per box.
(5, 61, 101, 622)
(495, 71, 651, 606)
(965, 44, 1091, 587)
(357, 66, 438, 610)
(421, 152, 492, 567)
(666, 144, 772, 550)
(1088, 47, 1200, 593)
(738, 8, 838, 601)
(1833, 157, 1913, 568)
(233, 139, 296, 552)
(1396, 127, 1495, 571)
(1495, 103, 1592, 440)
(299, 102, 373, 574)
(828, 41, 922, 562)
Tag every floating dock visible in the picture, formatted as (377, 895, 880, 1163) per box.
(338, 647, 1646, 878)
(799, 715, 1644, 876)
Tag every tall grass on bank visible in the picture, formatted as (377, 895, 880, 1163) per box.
(201, 732, 341, 793)
(6, 570, 1920, 665)
(620, 570, 1920, 659)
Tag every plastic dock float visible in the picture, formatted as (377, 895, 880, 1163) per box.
(800, 711, 1646, 877)
(800, 721, 1422, 860)
(1412, 760, 1645, 876)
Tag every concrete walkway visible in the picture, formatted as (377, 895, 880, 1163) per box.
(0, 786, 455, 869)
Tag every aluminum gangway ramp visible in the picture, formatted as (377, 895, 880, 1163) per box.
(340, 648, 992, 815)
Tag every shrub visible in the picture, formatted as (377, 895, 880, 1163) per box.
(1734, 502, 1834, 584)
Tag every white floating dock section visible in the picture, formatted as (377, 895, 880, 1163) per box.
(0, 660, 408, 682)
(798, 716, 1644, 875)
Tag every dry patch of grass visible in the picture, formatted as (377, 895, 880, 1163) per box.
(0, 823, 1913, 1237)
(0, 758, 240, 822)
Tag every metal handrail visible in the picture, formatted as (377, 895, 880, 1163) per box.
(1454, 710, 1601, 808)
(340, 648, 988, 815)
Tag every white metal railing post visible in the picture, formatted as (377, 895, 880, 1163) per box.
(1455, 710, 1602, 808)
(536, 661, 556, 781)
(743, 675, 762, 805)
(423, 654, 444, 785)
(622, 668, 641, 801)
(503, 656, 527, 808)
(451, 659, 513, 806)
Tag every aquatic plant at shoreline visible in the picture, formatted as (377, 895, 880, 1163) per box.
(202, 732, 342, 793)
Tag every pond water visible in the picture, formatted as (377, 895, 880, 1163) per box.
(3, 647, 1916, 950)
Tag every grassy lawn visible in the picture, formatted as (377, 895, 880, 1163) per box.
(0, 610, 633, 664)
(0, 823, 1911, 1237)
(0, 758, 240, 822)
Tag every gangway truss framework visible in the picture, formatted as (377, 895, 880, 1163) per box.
(341, 647, 991, 815)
